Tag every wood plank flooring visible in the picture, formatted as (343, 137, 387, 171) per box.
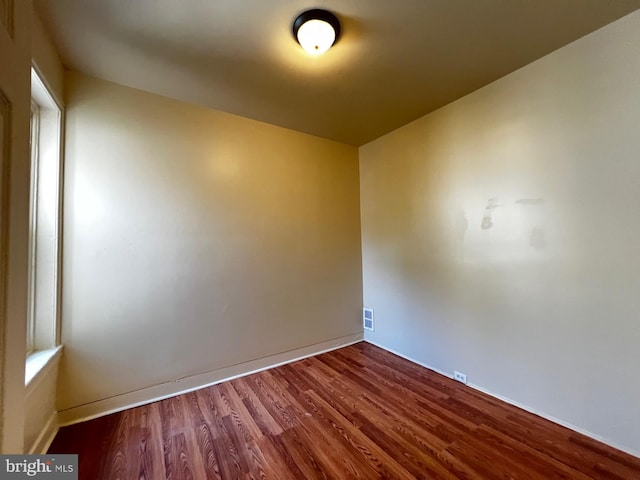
(48, 342, 640, 479)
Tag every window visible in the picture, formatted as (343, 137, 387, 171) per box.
(26, 67, 62, 357)
(26, 100, 39, 354)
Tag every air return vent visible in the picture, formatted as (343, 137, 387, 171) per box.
(363, 308, 374, 331)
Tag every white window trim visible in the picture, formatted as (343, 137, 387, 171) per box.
(26, 65, 64, 383)
(26, 100, 40, 357)
(25, 345, 62, 389)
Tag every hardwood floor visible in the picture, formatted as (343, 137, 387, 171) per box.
(48, 342, 640, 479)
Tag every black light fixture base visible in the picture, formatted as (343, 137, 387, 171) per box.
(292, 9, 341, 45)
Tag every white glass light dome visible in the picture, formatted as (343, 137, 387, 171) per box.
(293, 10, 341, 56)
(296, 19, 336, 55)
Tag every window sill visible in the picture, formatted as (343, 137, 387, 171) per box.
(25, 346, 62, 389)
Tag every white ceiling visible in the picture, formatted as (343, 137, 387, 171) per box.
(35, 0, 640, 146)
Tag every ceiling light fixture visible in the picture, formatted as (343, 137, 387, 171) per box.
(292, 9, 341, 55)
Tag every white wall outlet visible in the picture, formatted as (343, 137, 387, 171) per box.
(453, 371, 468, 385)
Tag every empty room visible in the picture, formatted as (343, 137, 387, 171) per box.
(1, 1, 640, 478)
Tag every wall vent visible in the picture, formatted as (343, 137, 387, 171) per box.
(363, 308, 374, 331)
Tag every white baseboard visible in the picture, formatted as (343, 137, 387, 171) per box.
(364, 338, 455, 380)
(58, 332, 363, 427)
(364, 339, 640, 460)
(467, 383, 640, 459)
(28, 412, 58, 454)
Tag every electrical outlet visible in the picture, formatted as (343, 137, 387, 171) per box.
(453, 371, 467, 385)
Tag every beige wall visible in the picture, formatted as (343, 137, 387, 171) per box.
(32, 11, 64, 106)
(25, 352, 60, 453)
(23, 10, 65, 454)
(59, 72, 362, 412)
(0, 0, 32, 454)
(0, 3, 64, 454)
(360, 10, 640, 455)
